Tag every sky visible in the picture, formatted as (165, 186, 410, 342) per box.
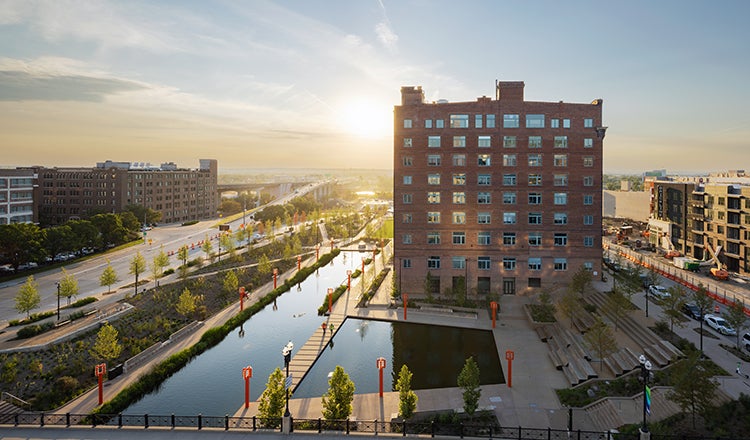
(0, 0, 748, 174)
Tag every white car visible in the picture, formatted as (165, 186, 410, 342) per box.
(704, 314, 736, 336)
(648, 285, 670, 300)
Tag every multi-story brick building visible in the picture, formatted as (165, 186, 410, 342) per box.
(0, 168, 37, 224)
(393, 81, 606, 296)
(29, 159, 218, 226)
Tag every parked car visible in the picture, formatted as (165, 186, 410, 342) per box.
(682, 303, 703, 320)
(648, 285, 670, 300)
(704, 314, 737, 336)
(743, 333, 750, 351)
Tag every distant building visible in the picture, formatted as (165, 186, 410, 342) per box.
(26, 159, 218, 226)
(0, 168, 37, 224)
(393, 81, 606, 296)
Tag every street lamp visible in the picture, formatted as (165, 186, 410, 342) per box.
(638, 354, 652, 434)
(56, 281, 61, 321)
(282, 341, 294, 417)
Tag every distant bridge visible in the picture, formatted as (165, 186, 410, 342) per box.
(217, 180, 334, 203)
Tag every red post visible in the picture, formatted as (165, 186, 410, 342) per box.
(376, 357, 386, 397)
(240, 286, 246, 311)
(327, 287, 333, 314)
(316, 244, 320, 261)
(372, 248, 376, 262)
(243, 366, 253, 409)
(490, 301, 498, 328)
(402, 293, 408, 320)
(361, 257, 365, 275)
(506, 350, 515, 388)
(330, 239, 334, 251)
(273, 268, 278, 289)
(297, 255, 302, 271)
(347, 270, 352, 291)
(94, 363, 106, 405)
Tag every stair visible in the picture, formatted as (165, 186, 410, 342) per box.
(0, 400, 26, 424)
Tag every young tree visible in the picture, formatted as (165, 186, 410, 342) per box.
(558, 287, 584, 329)
(321, 365, 355, 420)
(725, 299, 749, 349)
(583, 317, 618, 371)
(177, 245, 190, 278)
(396, 364, 417, 419)
(150, 246, 170, 288)
(646, 263, 660, 289)
(457, 356, 481, 416)
(223, 270, 239, 301)
(90, 322, 123, 362)
(257, 254, 271, 278)
(604, 283, 631, 332)
(662, 285, 687, 333)
(569, 265, 593, 296)
(691, 283, 714, 355)
(58, 267, 79, 305)
(129, 251, 147, 296)
(15, 275, 40, 318)
(257, 368, 286, 421)
(220, 233, 235, 259)
(668, 351, 719, 429)
(201, 235, 214, 263)
(175, 287, 200, 318)
(99, 259, 119, 294)
(423, 271, 435, 301)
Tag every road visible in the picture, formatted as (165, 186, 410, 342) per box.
(0, 180, 331, 326)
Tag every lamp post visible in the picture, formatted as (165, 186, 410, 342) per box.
(639, 354, 652, 434)
(347, 270, 352, 291)
(56, 281, 61, 321)
(282, 341, 294, 423)
(273, 268, 279, 290)
(645, 287, 649, 318)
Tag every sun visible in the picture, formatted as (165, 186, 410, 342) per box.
(339, 99, 392, 139)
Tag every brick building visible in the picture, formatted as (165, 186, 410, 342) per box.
(393, 81, 606, 296)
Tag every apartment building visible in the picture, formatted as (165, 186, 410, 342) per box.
(393, 81, 606, 296)
(0, 168, 37, 224)
(29, 159, 218, 226)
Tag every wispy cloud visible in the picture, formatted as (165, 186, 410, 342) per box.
(374, 0, 398, 51)
(0, 70, 144, 101)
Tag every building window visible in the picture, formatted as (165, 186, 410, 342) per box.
(503, 258, 516, 270)
(477, 192, 491, 204)
(453, 173, 466, 185)
(503, 174, 517, 186)
(478, 154, 491, 166)
(528, 212, 542, 224)
(503, 192, 517, 204)
(583, 215, 594, 225)
(403, 156, 413, 166)
(436, 119, 444, 128)
(528, 136, 542, 149)
(528, 257, 542, 271)
(584, 118, 594, 128)
(453, 192, 466, 204)
(402, 258, 412, 268)
(554, 136, 568, 148)
(453, 212, 466, 224)
(453, 136, 466, 148)
(554, 154, 567, 167)
(554, 233, 568, 246)
(477, 174, 491, 186)
(478, 256, 491, 270)
(402, 234, 412, 244)
(583, 176, 594, 186)
(477, 212, 491, 224)
(503, 154, 517, 166)
(563, 119, 571, 129)
(428, 174, 441, 185)
(583, 194, 594, 205)
(554, 258, 568, 271)
(475, 114, 483, 128)
(453, 232, 466, 245)
(478, 232, 491, 245)
(525, 114, 544, 128)
(450, 114, 469, 128)
(403, 138, 412, 148)
(503, 212, 517, 224)
(528, 154, 542, 167)
(528, 192, 542, 205)
(503, 232, 516, 245)
(478, 135, 491, 148)
(427, 232, 441, 244)
(402, 213, 412, 223)
(403, 194, 412, 204)
(528, 174, 542, 186)
(503, 114, 519, 128)
(427, 192, 441, 204)
(583, 156, 594, 167)
(403, 175, 412, 185)
(528, 232, 542, 246)
(503, 136, 516, 148)
(554, 213, 568, 225)
(551, 118, 559, 128)
(453, 154, 466, 166)
(428, 155, 442, 166)
(425, 119, 432, 128)
(584, 236, 594, 247)
(554, 193, 567, 205)
(427, 256, 441, 269)
(428, 136, 441, 148)
(487, 114, 495, 128)
(427, 212, 441, 223)
(584, 138, 593, 148)
(452, 257, 466, 269)
(403, 119, 412, 128)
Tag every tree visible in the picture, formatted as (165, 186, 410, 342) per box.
(129, 251, 147, 296)
(604, 283, 631, 332)
(662, 285, 687, 333)
(125, 204, 162, 226)
(15, 275, 40, 318)
(423, 271, 435, 301)
(118, 210, 140, 234)
(583, 317, 618, 371)
(43, 225, 75, 262)
(66, 219, 101, 251)
(258, 368, 286, 421)
(725, 299, 749, 349)
(257, 254, 271, 278)
(177, 245, 190, 278)
(99, 260, 119, 294)
(322, 365, 355, 420)
(457, 356, 481, 416)
(201, 235, 214, 263)
(223, 270, 239, 301)
(668, 351, 719, 429)
(0, 223, 44, 271)
(90, 322, 122, 362)
(58, 268, 79, 305)
(219, 233, 235, 258)
(175, 287, 200, 318)
(150, 246, 170, 287)
(396, 364, 417, 419)
(90, 213, 128, 247)
(692, 283, 714, 355)
(558, 287, 584, 329)
(646, 264, 660, 289)
(569, 265, 593, 296)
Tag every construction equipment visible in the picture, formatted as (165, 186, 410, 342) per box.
(703, 244, 729, 280)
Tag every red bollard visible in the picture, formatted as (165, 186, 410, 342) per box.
(402, 293, 408, 320)
(94, 363, 107, 405)
(347, 270, 352, 291)
(297, 255, 302, 272)
(506, 350, 515, 388)
(376, 357, 386, 397)
(273, 268, 278, 289)
(327, 288, 333, 314)
(243, 366, 253, 409)
(490, 301, 498, 328)
(239, 287, 246, 311)
(316, 244, 320, 261)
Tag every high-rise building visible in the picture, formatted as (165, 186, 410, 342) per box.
(393, 81, 606, 296)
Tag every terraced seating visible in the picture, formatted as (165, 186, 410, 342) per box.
(537, 323, 597, 385)
(572, 309, 598, 333)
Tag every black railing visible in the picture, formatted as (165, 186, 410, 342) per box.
(0, 412, 644, 440)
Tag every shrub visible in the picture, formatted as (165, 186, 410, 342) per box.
(70, 297, 98, 308)
(163, 268, 175, 275)
(181, 220, 199, 226)
(8, 311, 55, 327)
(17, 322, 55, 339)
